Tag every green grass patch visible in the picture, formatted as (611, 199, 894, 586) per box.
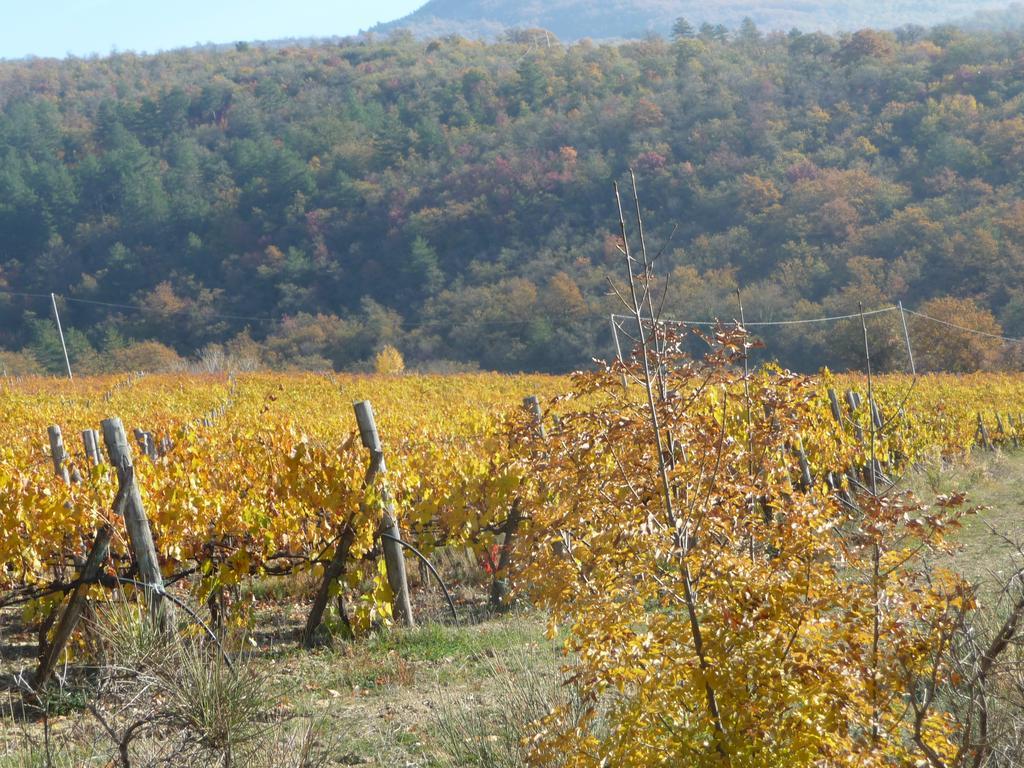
(367, 616, 549, 663)
(908, 449, 1024, 590)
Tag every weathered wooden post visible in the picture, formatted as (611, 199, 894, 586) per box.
(523, 395, 546, 439)
(35, 465, 139, 685)
(354, 401, 414, 628)
(35, 526, 113, 686)
(977, 413, 993, 451)
(132, 428, 157, 460)
(47, 425, 71, 484)
(101, 417, 172, 631)
(796, 435, 813, 492)
(823, 389, 856, 507)
(489, 395, 546, 610)
(302, 524, 357, 648)
(845, 390, 865, 443)
(827, 389, 843, 424)
(82, 429, 102, 466)
(869, 398, 883, 432)
(490, 500, 522, 610)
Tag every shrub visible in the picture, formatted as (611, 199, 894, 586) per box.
(374, 345, 405, 375)
(108, 340, 185, 373)
(0, 349, 44, 376)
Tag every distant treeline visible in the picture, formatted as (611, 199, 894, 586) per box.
(3, 23, 1024, 374)
(373, 0, 1024, 41)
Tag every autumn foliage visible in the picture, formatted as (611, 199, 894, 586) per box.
(507, 330, 980, 766)
(909, 297, 1004, 372)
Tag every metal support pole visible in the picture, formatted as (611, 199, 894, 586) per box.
(611, 314, 629, 393)
(898, 301, 916, 376)
(50, 293, 72, 380)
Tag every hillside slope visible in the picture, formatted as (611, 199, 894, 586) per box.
(372, 0, 1015, 39)
(4, 29, 1024, 373)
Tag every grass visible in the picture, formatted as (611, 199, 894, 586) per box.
(1, 592, 562, 767)
(270, 613, 560, 765)
(907, 448, 1024, 589)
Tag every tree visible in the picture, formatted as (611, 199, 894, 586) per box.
(25, 316, 97, 375)
(108, 341, 184, 373)
(699, 23, 729, 42)
(836, 29, 895, 64)
(671, 17, 695, 41)
(738, 17, 761, 45)
(406, 236, 444, 299)
(909, 297, 1003, 372)
(264, 313, 361, 371)
(0, 349, 42, 376)
(374, 344, 405, 375)
(541, 272, 587, 320)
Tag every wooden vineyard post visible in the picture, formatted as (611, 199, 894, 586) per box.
(83, 429, 102, 466)
(490, 500, 522, 610)
(825, 390, 856, 510)
(977, 413, 993, 451)
(133, 428, 157, 460)
(845, 390, 865, 443)
(302, 525, 357, 648)
(354, 401, 414, 628)
(996, 414, 1007, 448)
(101, 417, 172, 631)
(869, 398, 884, 432)
(47, 425, 71, 484)
(489, 395, 544, 610)
(796, 435, 813, 492)
(523, 395, 547, 439)
(35, 464, 139, 686)
(827, 389, 843, 424)
(35, 525, 114, 687)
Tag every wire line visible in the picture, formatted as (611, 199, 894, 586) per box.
(0, 289, 51, 299)
(905, 309, 1024, 346)
(0, 289, 543, 331)
(61, 296, 278, 324)
(611, 305, 900, 328)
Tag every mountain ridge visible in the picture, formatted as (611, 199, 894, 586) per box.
(371, 0, 1019, 40)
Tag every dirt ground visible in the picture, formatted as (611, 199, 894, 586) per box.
(1, 554, 562, 767)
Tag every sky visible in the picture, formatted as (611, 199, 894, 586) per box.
(0, 0, 426, 60)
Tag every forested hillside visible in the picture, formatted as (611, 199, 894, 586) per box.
(4, 24, 1024, 374)
(373, 0, 1017, 40)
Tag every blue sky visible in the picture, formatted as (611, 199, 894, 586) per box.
(0, 0, 426, 60)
